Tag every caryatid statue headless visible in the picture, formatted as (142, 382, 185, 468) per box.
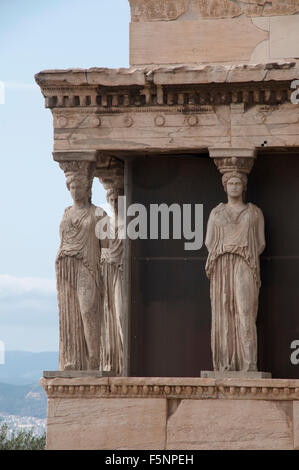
(205, 155, 265, 372)
(56, 161, 106, 371)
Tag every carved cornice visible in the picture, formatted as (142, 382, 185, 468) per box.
(35, 63, 299, 111)
(40, 377, 299, 401)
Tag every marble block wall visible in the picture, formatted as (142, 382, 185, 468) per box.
(42, 377, 299, 450)
(129, 0, 299, 65)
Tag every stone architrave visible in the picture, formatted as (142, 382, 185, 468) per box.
(205, 149, 265, 372)
(98, 166, 125, 375)
(56, 160, 106, 371)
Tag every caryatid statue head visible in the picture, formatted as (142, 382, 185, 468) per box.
(222, 171, 248, 201)
(59, 161, 96, 205)
(106, 187, 124, 216)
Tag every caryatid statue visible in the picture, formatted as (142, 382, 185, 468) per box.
(100, 185, 124, 375)
(205, 156, 265, 372)
(56, 161, 106, 371)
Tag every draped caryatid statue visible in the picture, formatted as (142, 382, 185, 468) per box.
(56, 161, 106, 371)
(205, 155, 265, 372)
(100, 186, 124, 375)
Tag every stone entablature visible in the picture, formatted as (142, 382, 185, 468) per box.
(41, 377, 299, 401)
(35, 63, 299, 155)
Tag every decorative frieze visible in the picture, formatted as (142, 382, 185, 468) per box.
(129, 0, 299, 21)
(41, 377, 299, 401)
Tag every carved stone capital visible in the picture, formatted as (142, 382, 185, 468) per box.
(53, 150, 98, 162)
(58, 161, 96, 200)
(96, 155, 124, 193)
(209, 148, 257, 175)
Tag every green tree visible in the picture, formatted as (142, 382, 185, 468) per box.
(0, 423, 46, 450)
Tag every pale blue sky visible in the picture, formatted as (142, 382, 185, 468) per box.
(0, 0, 130, 351)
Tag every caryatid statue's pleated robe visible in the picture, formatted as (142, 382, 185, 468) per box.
(205, 202, 265, 372)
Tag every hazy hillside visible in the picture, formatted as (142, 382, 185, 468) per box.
(0, 351, 58, 419)
(0, 382, 47, 418)
(0, 351, 58, 385)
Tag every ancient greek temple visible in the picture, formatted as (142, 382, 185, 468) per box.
(37, 0, 299, 450)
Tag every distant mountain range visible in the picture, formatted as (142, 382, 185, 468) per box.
(0, 351, 58, 385)
(0, 382, 47, 419)
(0, 351, 58, 419)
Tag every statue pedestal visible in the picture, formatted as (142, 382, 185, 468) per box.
(201, 371, 272, 379)
(41, 375, 299, 450)
(43, 371, 115, 378)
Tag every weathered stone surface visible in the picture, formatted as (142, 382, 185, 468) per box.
(153, 65, 230, 85)
(129, 1, 299, 64)
(52, 150, 98, 162)
(263, 0, 299, 16)
(243, 0, 299, 17)
(35, 63, 299, 90)
(40, 376, 109, 387)
(191, 0, 241, 18)
(49, 101, 299, 154)
(265, 63, 298, 81)
(226, 64, 268, 82)
(129, 0, 189, 22)
(294, 401, 299, 450)
(201, 371, 271, 378)
(42, 376, 299, 449)
(129, 0, 299, 21)
(109, 377, 216, 386)
(41, 376, 299, 401)
(270, 15, 299, 60)
(35, 68, 146, 87)
(47, 397, 167, 450)
(166, 399, 294, 450)
(43, 371, 112, 378)
(53, 112, 231, 153)
(130, 18, 268, 65)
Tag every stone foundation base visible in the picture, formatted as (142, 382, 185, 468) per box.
(201, 371, 272, 379)
(41, 376, 299, 450)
